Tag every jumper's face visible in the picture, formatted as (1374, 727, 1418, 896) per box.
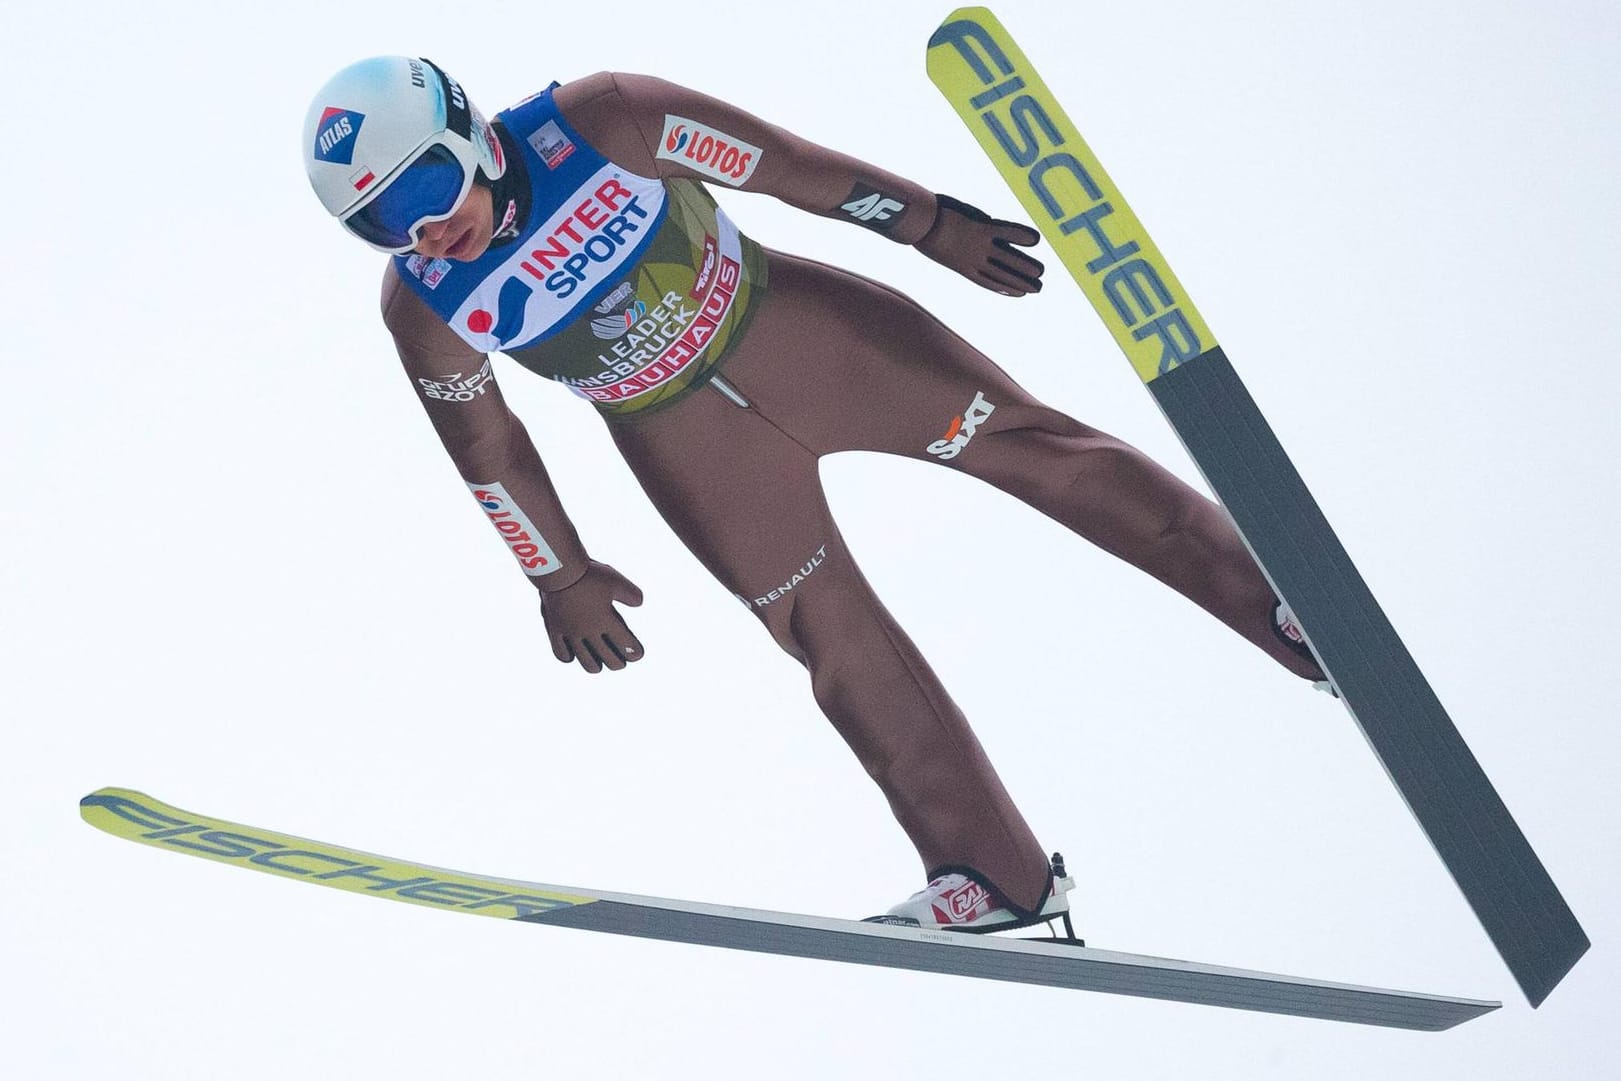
(411, 182, 495, 262)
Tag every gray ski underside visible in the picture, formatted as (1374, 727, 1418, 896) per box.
(1150, 346, 1588, 1006)
(76, 787, 1497, 1029)
(523, 892, 1496, 1030)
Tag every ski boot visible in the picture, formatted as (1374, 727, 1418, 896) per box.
(865, 853, 1080, 942)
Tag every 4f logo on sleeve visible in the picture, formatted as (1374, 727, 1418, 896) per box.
(841, 184, 907, 233)
(314, 107, 364, 165)
(926, 391, 995, 460)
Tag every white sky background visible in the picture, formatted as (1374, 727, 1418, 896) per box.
(3, 0, 1617, 1074)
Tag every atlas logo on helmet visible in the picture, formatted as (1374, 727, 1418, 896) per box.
(314, 107, 364, 165)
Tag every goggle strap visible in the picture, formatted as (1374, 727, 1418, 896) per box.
(421, 58, 474, 144)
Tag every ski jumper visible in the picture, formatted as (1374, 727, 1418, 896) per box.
(380, 72, 1317, 913)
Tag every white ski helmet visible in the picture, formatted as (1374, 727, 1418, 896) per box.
(302, 56, 506, 253)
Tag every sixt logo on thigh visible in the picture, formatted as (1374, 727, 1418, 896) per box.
(929, 19, 1204, 378)
(81, 792, 577, 919)
(926, 391, 995, 460)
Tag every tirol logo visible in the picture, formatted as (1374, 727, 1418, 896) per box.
(314, 107, 364, 165)
(657, 114, 762, 187)
(689, 234, 719, 299)
(926, 391, 995, 460)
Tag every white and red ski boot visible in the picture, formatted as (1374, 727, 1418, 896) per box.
(866, 853, 1078, 938)
(1273, 601, 1337, 696)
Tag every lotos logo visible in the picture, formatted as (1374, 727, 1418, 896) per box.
(657, 114, 762, 187)
(314, 107, 364, 165)
(926, 391, 995, 460)
(468, 481, 562, 577)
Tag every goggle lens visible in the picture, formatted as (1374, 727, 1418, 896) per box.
(342, 143, 470, 251)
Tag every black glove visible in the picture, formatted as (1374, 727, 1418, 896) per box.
(915, 194, 1044, 296)
(539, 560, 645, 673)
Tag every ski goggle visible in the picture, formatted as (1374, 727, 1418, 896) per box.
(341, 134, 479, 255)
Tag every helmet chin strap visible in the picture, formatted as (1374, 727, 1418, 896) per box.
(483, 122, 530, 244)
(492, 195, 520, 242)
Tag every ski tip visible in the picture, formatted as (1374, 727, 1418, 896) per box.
(81, 785, 146, 803)
(927, 6, 998, 67)
(926, 7, 1002, 53)
(940, 4, 996, 23)
(80, 787, 160, 832)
